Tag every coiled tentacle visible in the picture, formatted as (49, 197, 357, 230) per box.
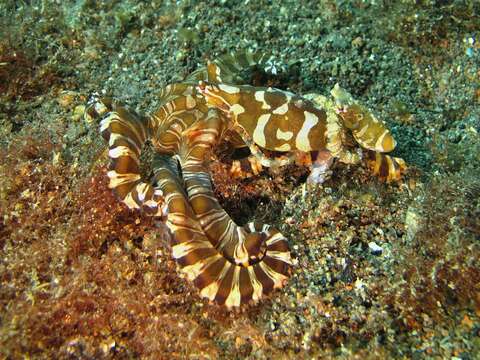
(85, 97, 164, 215)
(177, 110, 293, 304)
(153, 153, 291, 307)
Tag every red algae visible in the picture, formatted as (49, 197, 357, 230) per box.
(0, 43, 60, 102)
(0, 129, 225, 358)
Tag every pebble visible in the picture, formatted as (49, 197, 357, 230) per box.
(57, 91, 78, 109)
(72, 105, 85, 122)
(368, 241, 383, 255)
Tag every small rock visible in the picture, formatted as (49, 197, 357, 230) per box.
(368, 241, 383, 255)
(72, 105, 85, 122)
(57, 91, 78, 109)
(405, 207, 422, 241)
(100, 338, 115, 355)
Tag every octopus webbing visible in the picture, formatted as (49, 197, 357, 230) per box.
(85, 52, 406, 307)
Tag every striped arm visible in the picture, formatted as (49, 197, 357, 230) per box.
(177, 111, 293, 300)
(364, 150, 407, 182)
(154, 155, 292, 307)
(205, 51, 272, 84)
(149, 84, 208, 154)
(213, 138, 265, 179)
(228, 156, 264, 178)
(184, 50, 273, 84)
(85, 97, 164, 215)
